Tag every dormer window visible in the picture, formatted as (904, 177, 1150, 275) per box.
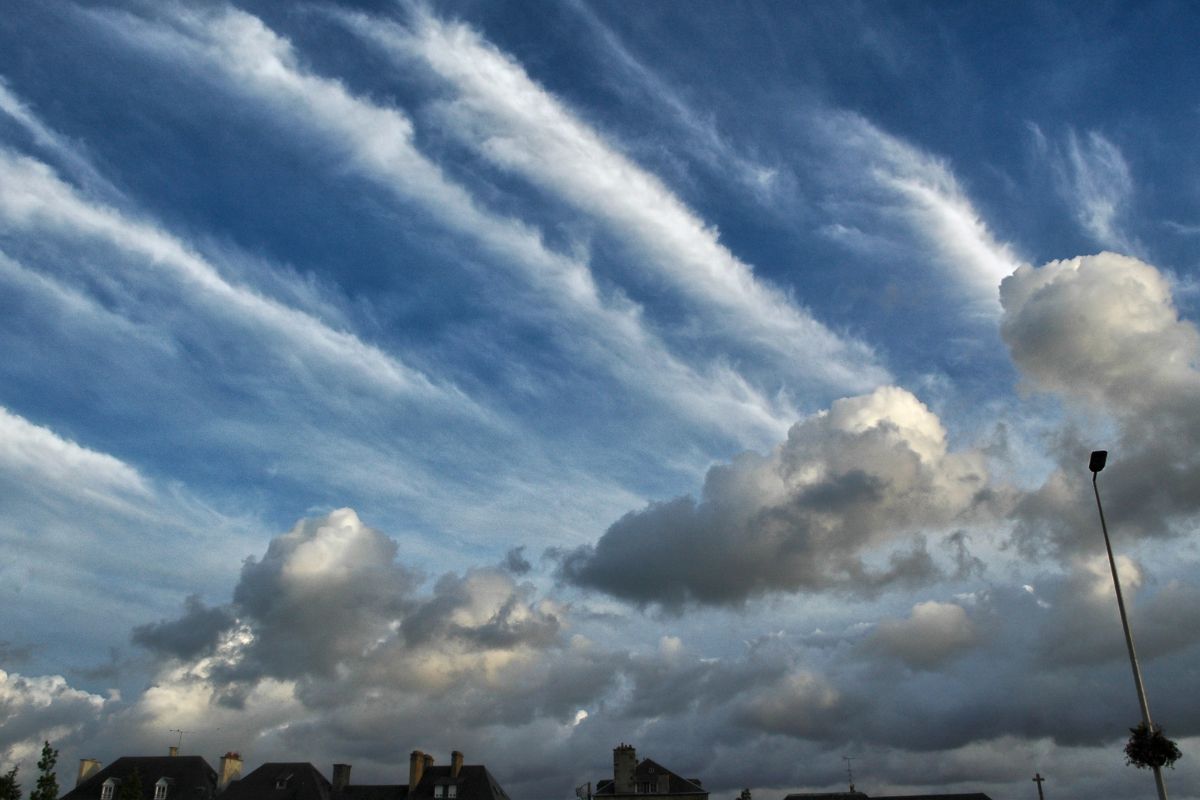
(447, 787, 457, 799)
(434, 787, 444, 799)
(154, 778, 171, 800)
(101, 779, 118, 800)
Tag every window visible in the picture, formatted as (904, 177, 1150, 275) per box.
(448, 787, 457, 799)
(101, 780, 117, 800)
(155, 779, 170, 800)
(434, 787, 444, 798)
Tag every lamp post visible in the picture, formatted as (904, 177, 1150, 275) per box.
(1089, 450, 1167, 800)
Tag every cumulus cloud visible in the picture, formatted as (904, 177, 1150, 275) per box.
(1002, 252, 1199, 413)
(0, 669, 108, 765)
(130, 508, 591, 731)
(1001, 252, 1200, 552)
(868, 601, 977, 669)
(561, 386, 994, 607)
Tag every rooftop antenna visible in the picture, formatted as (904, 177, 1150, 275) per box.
(842, 756, 856, 793)
(169, 729, 189, 752)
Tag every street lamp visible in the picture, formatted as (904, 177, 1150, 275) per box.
(1089, 450, 1168, 800)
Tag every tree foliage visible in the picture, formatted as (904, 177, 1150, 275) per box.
(1125, 722, 1183, 770)
(0, 766, 21, 800)
(29, 743, 57, 800)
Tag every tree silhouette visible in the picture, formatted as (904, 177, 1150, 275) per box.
(0, 766, 21, 800)
(29, 743, 57, 800)
(1125, 723, 1183, 770)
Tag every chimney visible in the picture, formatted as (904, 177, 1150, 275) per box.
(613, 744, 636, 794)
(218, 753, 244, 792)
(409, 751, 426, 788)
(332, 765, 352, 795)
(450, 752, 463, 779)
(169, 747, 179, 757)
(423, 754, 434, 774)
(77, 760, 102, 787)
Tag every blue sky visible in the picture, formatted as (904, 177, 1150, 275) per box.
(2, 2, 1200, 799)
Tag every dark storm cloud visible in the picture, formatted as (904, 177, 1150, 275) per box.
(560, 386, 993, 608)
(131, 594, 236, 659)
(501, 546, 532, 575)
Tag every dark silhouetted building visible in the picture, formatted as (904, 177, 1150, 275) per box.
(217, 750, 510, 800)
(62, 754, 218, 800)
(592, 745, 706, 800)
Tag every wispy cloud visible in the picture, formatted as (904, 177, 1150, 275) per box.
(0, 404, 150, 505)
(337, 7, 887, 395)
(86, 4, 811, 443)
(1032, 124, 1140, 256)
(821, 113, 1023, 314)
(0, 149, 465, 410)
(561, 0, 784, 203)
(0, 77, 122, 202)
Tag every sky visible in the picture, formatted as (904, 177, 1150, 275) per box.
(2, 2, 1200, 799)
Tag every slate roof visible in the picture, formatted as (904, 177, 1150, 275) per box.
(783, 793, 992, 800)
(219, 763, 508, 800)
(219, 763, 333, 800)
(62, 757, 218, 800)
(594, 759, 705, 797)
(407, 765, 510, 800)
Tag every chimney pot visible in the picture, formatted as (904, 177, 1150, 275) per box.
(219, 752, 244, 792)
(450, 752, 463, 779)
(168, 747, 179, 757)
(409, 751, 426, 789)
(332, 765, 352, 795)
(77, 760, 102, 787)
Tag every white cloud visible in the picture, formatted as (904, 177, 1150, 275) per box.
(0, 150, 461, 410)
(1038, 127, 1139, 254)
(340, 8, 887, 395)
(0, 669, 108, 765)
(0, 405, 149, 504)
(821, 113, 1023, 313)
(0, 78, 120, 201)
(1001, 252, 1200, 554)
(88, 4, 810, 445)
(1001, 252, 1199, 413)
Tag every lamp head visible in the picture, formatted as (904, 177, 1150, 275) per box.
(1089, 450, 1108, 473)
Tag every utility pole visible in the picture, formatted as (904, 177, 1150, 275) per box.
(1032, 773, 1045, 800)
(1089, 450, 1168, 800)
